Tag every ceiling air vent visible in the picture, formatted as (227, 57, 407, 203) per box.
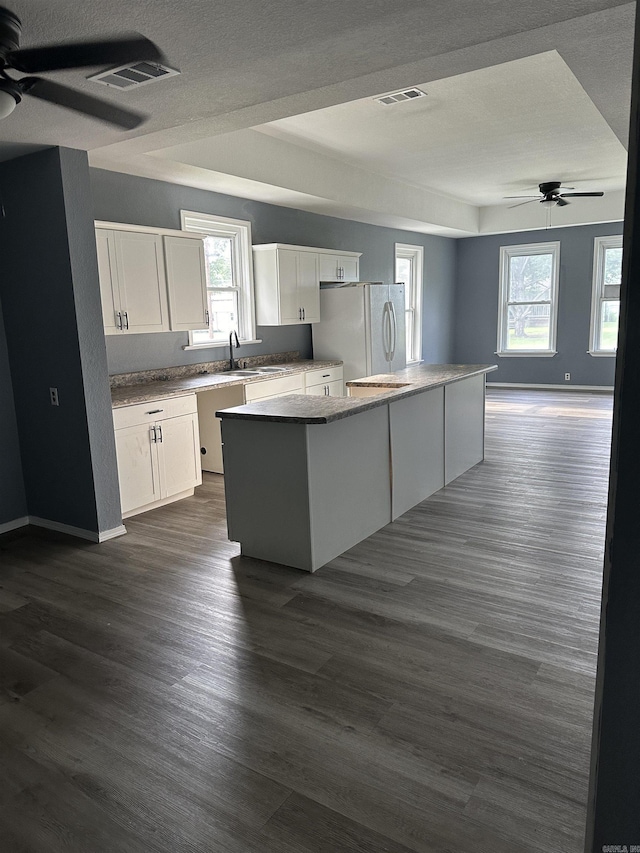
(88, 62, 180, 90)
(375, 88, 426, 105)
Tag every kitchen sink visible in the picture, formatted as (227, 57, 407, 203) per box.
(225, 366, 289, 376)
(251, 366, 288, 373)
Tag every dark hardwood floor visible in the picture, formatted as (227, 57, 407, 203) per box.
(0, 389, 613, 852)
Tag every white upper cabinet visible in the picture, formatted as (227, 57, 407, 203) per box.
(318, 252, 360, 282)
(97, 227, 169, 334)
(163, 235, 208, 332)
(297, 250, 320, 323)
(113, 230, 169, 334)
(96, 229, 121, 335)
(253, 244, 320, 326)
(253, 244, 360, 326)
(96, 223, 207, 335)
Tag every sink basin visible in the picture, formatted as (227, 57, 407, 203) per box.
(225, 366, 289, 377)
(252, 366, 288, 373)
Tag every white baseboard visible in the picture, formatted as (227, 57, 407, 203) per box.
(27, 517, 127, 543)
(0, 516, 29, 536)
(97, 525, 127, 542)
(487, 382, 614, 392)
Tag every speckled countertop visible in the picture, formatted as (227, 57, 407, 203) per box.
(110, 359, 342, 408)
(217, 363, 497, 424)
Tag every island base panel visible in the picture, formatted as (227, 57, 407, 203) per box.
(222, 420, 314, 570)
(389, 387, 445, 520)
(444, 374, 486, 484)
(221, 407, 391, 572)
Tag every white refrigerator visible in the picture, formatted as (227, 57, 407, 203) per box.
(312, 282, 406, 381)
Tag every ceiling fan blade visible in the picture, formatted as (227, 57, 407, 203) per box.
(508, 199, 538, 209)
(504, 195, 539, 199)
(559, 192, 605, 198)
(20, 77, 145, 129)
(7, 34, 164, 73)
(556, 198, 570, 207)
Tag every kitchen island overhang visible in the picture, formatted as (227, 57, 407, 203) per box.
(217, 364, 497, 572)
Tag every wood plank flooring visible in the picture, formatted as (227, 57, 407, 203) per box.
(0, 389, 613, 852)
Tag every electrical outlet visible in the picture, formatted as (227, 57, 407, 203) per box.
(564, 373, 571, 381)
(49, 387, 59, 406)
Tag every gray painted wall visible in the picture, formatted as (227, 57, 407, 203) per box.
(454, 222, 622, 386)
(59, 150, 123, 534)
(0, 148, 121, 534)
(0, 296, 27, 526)
(89, 169, 457, 374)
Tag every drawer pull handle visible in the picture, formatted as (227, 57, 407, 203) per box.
(322, 374, 330, 378)
(146, 409, 164, 414)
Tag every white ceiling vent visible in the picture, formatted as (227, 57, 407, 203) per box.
(375, 88, 426, 105)
(88, 62, 180, 90)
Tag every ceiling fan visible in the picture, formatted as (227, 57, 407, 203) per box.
(505, 181, 605, 209)
(0, 5, 165, 129)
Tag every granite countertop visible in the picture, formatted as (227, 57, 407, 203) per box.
(217, 363, 498, 424)
(110, 359, 342, 408)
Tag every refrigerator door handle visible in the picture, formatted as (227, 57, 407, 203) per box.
(382, 301, 390, 362)
(386, 301, 394, 363)
(389, 300, 397, 362)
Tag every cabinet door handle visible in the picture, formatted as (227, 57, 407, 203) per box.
(123, 311, 129, 330)
(150, 425, 157, 443)
(116, 311, 123, 330)
(302, 307, 305, 320)
(298, 307, 301, 320)
(156, 424, 163, 443)
(205, 308, 210, 326)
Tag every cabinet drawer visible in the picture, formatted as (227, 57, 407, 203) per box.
(305, 365, 343, 388)
(244, 373, 304, 401)
(113, 394, 197, 430)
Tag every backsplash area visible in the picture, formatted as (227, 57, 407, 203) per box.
(109, 351, 301, 388)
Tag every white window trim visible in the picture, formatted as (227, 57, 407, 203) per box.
(395, 242, 423, 365)
(588, 235, 622, 357)
(497, 241, 560, 357)
(180, 210, 257, 348)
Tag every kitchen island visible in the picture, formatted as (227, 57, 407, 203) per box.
(218, 363, 497, 572)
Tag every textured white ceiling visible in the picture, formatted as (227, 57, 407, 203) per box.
(257, 51, 628, 206)
(0, 0, 634, 234)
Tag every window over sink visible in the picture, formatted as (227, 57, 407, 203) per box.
(181, 211, 258, 347)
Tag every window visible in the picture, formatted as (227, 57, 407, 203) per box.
(589, 235, 622, 356)
(180, 211, 257, 347)
(395, 243, 423, 364)
(497, 242, 560, 356)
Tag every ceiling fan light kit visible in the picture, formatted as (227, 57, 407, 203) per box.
(0, 75, 19, 117)
(0, 4, 165, 129)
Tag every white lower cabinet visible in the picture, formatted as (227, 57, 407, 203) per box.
(113, 395, 201, 518)
(243, 372, 305, 402)
(305, 365, 344, 397)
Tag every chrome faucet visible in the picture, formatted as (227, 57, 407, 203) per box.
(229, 330, 240, 370)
